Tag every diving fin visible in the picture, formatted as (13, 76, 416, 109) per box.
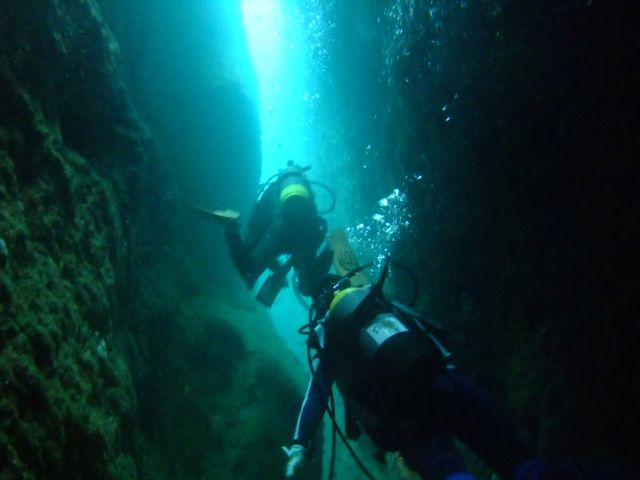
(327, 229, 370, 287)
(191, 205, 241, 227)
(255, 257, 295, 307)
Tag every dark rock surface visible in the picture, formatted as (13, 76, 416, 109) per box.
(1, 1, 318, 479)
(1, 1, 145, 477)
(308, 0, 639, 476)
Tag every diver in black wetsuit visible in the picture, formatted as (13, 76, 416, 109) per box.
(195, 161, 333, 307)
(282, 263, 636, 480)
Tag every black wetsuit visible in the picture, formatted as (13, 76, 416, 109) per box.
(225, 178, 329, 296)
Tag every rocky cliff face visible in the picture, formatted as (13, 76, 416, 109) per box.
(308, 0, 638, 475)
(0, 2, 317, 479)
(1, 1, 146, 477)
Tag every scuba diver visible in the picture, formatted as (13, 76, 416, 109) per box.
(282, 259, 636, 480)
(194, 161, 334, 307)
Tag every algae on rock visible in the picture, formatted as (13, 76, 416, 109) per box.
(1, 1, 322, 479)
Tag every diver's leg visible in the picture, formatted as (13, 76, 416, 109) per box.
(248, 218, 287, 282)
(434, 372, 637, 480)
(293, 217, 331, 296)
(515, 457, 637, 480)
(295, 245, 334, 296)
(432, 372, 532, 480)
(401, 433, 475, 480)
(224, 225, 264, 289)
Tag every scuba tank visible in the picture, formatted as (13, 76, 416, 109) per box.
(276, 161, 315, 219)
(312, 260, 454, 424)
(247, 162, 314, 242)
(301, 260, 454, 470)
(277, 161, 312, 204)
(245, 162, 312, 243)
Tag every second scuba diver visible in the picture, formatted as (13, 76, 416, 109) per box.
(195, 161, 334, 307)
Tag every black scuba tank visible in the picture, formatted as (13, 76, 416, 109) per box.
(322, 285, 449, 412)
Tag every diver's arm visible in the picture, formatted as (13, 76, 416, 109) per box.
(282, 361, 332, 477)
(292, 359, 333, 446)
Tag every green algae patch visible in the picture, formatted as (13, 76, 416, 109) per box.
(1, 1, 147, 477)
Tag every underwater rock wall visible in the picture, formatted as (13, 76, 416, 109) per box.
(1, 1, 319, 479)
(308, 0, 639, 475)
(103, 0, 262, 284)
(305, 0, 396, 222)
(0, 1, 147, 477)
(131, 290, 322, 480)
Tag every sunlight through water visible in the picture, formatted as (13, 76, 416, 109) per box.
(241, 0, 307, 183)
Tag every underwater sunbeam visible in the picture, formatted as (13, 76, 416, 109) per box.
(241, 0, 307, 182)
